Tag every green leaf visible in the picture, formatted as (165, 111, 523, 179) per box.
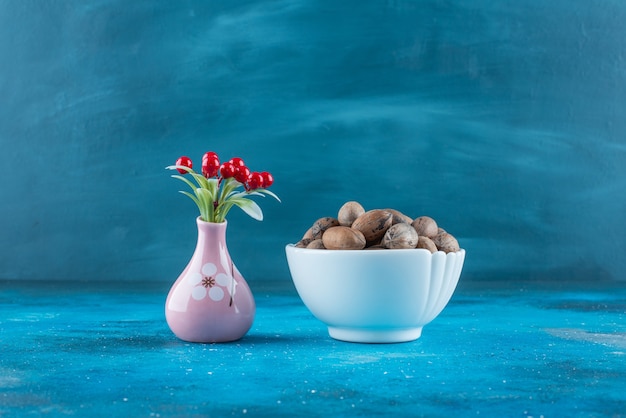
(166, 165, 193, 174)
(196, 187, 215, 222)
(258, 189, 281, 202)
(206, 178, 219, 197)
(230, 198, 263, 221)
(190, 172, 210, 190)
(220, 178, 242, 202)
(230, 191, 263, 200)
(171, 174, 198, 193)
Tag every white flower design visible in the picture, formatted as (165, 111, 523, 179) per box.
(188, 261, 234, 302)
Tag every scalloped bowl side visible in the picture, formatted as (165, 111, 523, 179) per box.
(285, 244, 466, 343)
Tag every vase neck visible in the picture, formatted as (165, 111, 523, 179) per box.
(195, 218, 228, 255)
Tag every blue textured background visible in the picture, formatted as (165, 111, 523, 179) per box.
(1, 1, 625, 283)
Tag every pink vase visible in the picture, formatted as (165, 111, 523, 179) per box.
(165, 217, 256, 343)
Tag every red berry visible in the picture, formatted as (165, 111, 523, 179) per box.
(220, 162, 236, 178)
(247, 172, 264, 190)
(202, 152, 220, 178)
(203, 151, 218, 162)
(203, 160, 220, 178)
(234, 165, 250, 184)
(175, 156, 193, 174)
(260, 171, 274, 188)
(229, 157, 245, 168)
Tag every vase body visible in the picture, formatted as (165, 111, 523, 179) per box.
(165, 218, 255, 343)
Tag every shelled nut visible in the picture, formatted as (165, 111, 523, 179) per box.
(416, 236, 438, 253)
(382, 223, 419, 249)
(338, 201, 365, 227)
(432, 232, 460, 253)
(351, 209, 393, 245)
(412, 216, 438, 238)
(322, 226, 366, 250)
(293, 201, 461, 253)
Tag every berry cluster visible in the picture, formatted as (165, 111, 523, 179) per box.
(176, 153, 274, 192)
(168, 152, 279, 223)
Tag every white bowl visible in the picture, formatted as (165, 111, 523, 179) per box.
(285, 245, 466, 343)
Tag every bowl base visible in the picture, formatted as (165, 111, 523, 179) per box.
(328, 326, 423, 343)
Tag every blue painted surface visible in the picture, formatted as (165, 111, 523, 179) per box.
(1, 1, 626, 283)
(1, 280, 625, 417)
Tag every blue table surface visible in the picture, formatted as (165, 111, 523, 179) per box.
(1, 279, 625, 417)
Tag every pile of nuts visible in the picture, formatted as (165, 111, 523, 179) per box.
(294, 201, 460, 253)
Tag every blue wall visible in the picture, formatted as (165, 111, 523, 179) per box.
(1, 1, 625, 283)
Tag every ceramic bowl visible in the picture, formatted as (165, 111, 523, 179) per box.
(285, 245, 466, 343)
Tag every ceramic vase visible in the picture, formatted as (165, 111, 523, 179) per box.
(165, 217, 255, 343)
